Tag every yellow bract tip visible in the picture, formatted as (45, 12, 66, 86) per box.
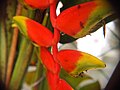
(12, 23, 17, 28)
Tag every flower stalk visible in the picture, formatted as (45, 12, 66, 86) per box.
(6, 3, 22, 88)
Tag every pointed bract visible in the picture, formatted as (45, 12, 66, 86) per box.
(23, 0, 56, 9)
(40, 47, 58, 73)
(13, 16, 54, 47)
(56, 1, 113, 38)
(56, 1, 97, 38)
(46, 71, 59, 90)
(13, 16, 28, 37)
(56, 50, 106, 76)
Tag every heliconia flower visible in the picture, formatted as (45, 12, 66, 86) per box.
(56, 50, 106, 77)
(57, 79, 73, 90)
(55, 1, 97, 38)
(40, 47, 60, 74)
(46, 70, 59, 90)
(55, 1, 112, 38)
(13, 16, 54, 47)
(21, 0, 56, 9)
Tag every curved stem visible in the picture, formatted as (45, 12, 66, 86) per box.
(52, 28, 60, 46)
(50, 1, 60, 46)
(47, 1, 61, 90)
(50, 0, 60, 62)
(50, 1, 57, 28)
(5, 3, 22, 88)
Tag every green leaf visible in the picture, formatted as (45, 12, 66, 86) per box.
(25, 71, 36, 85)
(79, 81, 101, 90)
(9, 37, 33, 90)
(6, 0, 17, 53)
(0, 22, 7, 83)
(60, 69, 92, 90)
(24, 56, 49, 90)
(37, 76, 49, 90)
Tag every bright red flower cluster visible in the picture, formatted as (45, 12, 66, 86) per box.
(13, 0, 106, 90)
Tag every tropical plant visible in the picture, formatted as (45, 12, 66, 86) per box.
(0, 0, 117, 90)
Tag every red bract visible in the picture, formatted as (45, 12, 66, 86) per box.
(26, 18, 54, 47)
(24, 0, 56, 9)
(40, 47, 58, 73)
(56, 1, 97, 38)
(56, 50, 82, 73)
(56, 50, 106, 76)
(12, 0, 106, 89)
(57, 79, 73, 90)
(46, 71, 59, 90)
(13, 16, 54, 47)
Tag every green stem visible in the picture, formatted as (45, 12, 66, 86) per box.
(50, 1, 60, 61)
(0, 22, 7, 84)
(42, 12, 49, 26)
(52, 28, 60, 46)
(32, 61, 44, 90)
(9, 38, 33, 90)
(6, 3, 22, 88)
(50, 1, 57, 28)
(50, 0, 61, 87)
(6, 0, 17, 54)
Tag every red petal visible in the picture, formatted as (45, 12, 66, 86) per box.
(57, 50, 106, 76)
(26, 19, 53, 47)
(46, 71, 59, 90)
(56, 50, 82, 73)
(56, 1, 97, 37)
(57, 79, 73, 90)
(24, 0, 56, 9)
(40, 47, 59, 73)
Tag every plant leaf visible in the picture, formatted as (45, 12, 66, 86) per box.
(9, 38, 33, 90)
(57, 79, 73, 90)
(79, 81, 101, 90)
(60, 69, 92, 89)
(0, 22, 7, 83)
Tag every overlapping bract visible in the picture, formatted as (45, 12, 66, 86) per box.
(55, 1, 97, 38)
(46, 71, 59, 90)
(20, 0, 56, 9)
(55, 1, 113, 38)
(46, 71, 73, 90)
(40, 47, 57, 73)
(12, 1, 107, 90)
(56, 50, 106, 76)
(13, 16, 54, 47)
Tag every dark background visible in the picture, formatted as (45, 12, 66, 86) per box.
(105, 0, 120, 90)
